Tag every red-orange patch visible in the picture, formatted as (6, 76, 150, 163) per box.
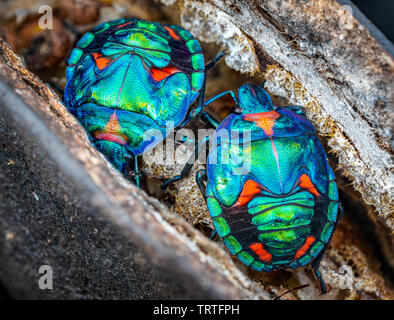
(93, 113, 128, 145)
(91, 52, 112, 70)
(235, 180, 261, 207)
(116, 21, 134, 28)
(294, 236, 315, 259)
(243, 111, 280, 136)
(250, 243, 272, 262)
(150, 66, 181, 82)
(299, 174, 320, 197)
(163, 26, 180, 40)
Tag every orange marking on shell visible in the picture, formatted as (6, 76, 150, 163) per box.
(94, 113, 128, 145)
(294, 236, 315, 259)
(250, 243, 272, 262)
(299, 174, 320, 197)
(163, 26, 180, 40)
(235, 180, 261, 207)
(116, 21, 134, 28)
(243, 111, 280, 136)
(150, 66, 181, 82)
(91, 52, 112, 70)
(106, 113, 121, 132)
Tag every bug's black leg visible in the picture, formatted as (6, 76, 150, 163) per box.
(124, 154, 142, 188)
(311, 201, 343, 294)
(161, 136, 210, 190)
(133, 155, 141, 188)
(201, 52, 227, 111)
(312, 266, 327, 294)
(160, 164, 192, 190)
(190, 89, 238, 127)
(205, 51, 227, 71)
(187, 89, 239, 129)
(196, 169, 218, 241)
(200, 111, 220, 129)
(196, 169, 208, 201)
(205, 90, 238, 106)
(181, 52, 228, 127)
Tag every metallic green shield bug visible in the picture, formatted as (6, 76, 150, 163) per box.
(163, 83, 342, 293)
(65, 18, 223, 185)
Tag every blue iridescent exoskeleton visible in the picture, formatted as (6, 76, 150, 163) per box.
(162, 83, 342, 293)
(64, 18, 224, 185)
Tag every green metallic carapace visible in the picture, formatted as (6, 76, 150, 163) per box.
(64, 18, 208, 182)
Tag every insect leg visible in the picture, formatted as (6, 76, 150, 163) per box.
(204, 90, 238, 106)
(311, 202, 343, 294)
(312, 266, 327, 294)
(183, 52, 232, 128)
(124, 154, 142, 188)
(161, 135, 210, 190)
(195, 169, 208, 201)
(133, 155, 141, 188)
(193, 89, 240, 128)
(205, 51, 227, 71)
(188, 89, 238, 128)
(182, 52, 226, 126)
(200, 111, 219, 129)
(196, 169, 217, 240)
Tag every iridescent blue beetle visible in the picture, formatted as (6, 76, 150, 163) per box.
(163, 83, 342, 293)
(64, 18, 224, 186)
